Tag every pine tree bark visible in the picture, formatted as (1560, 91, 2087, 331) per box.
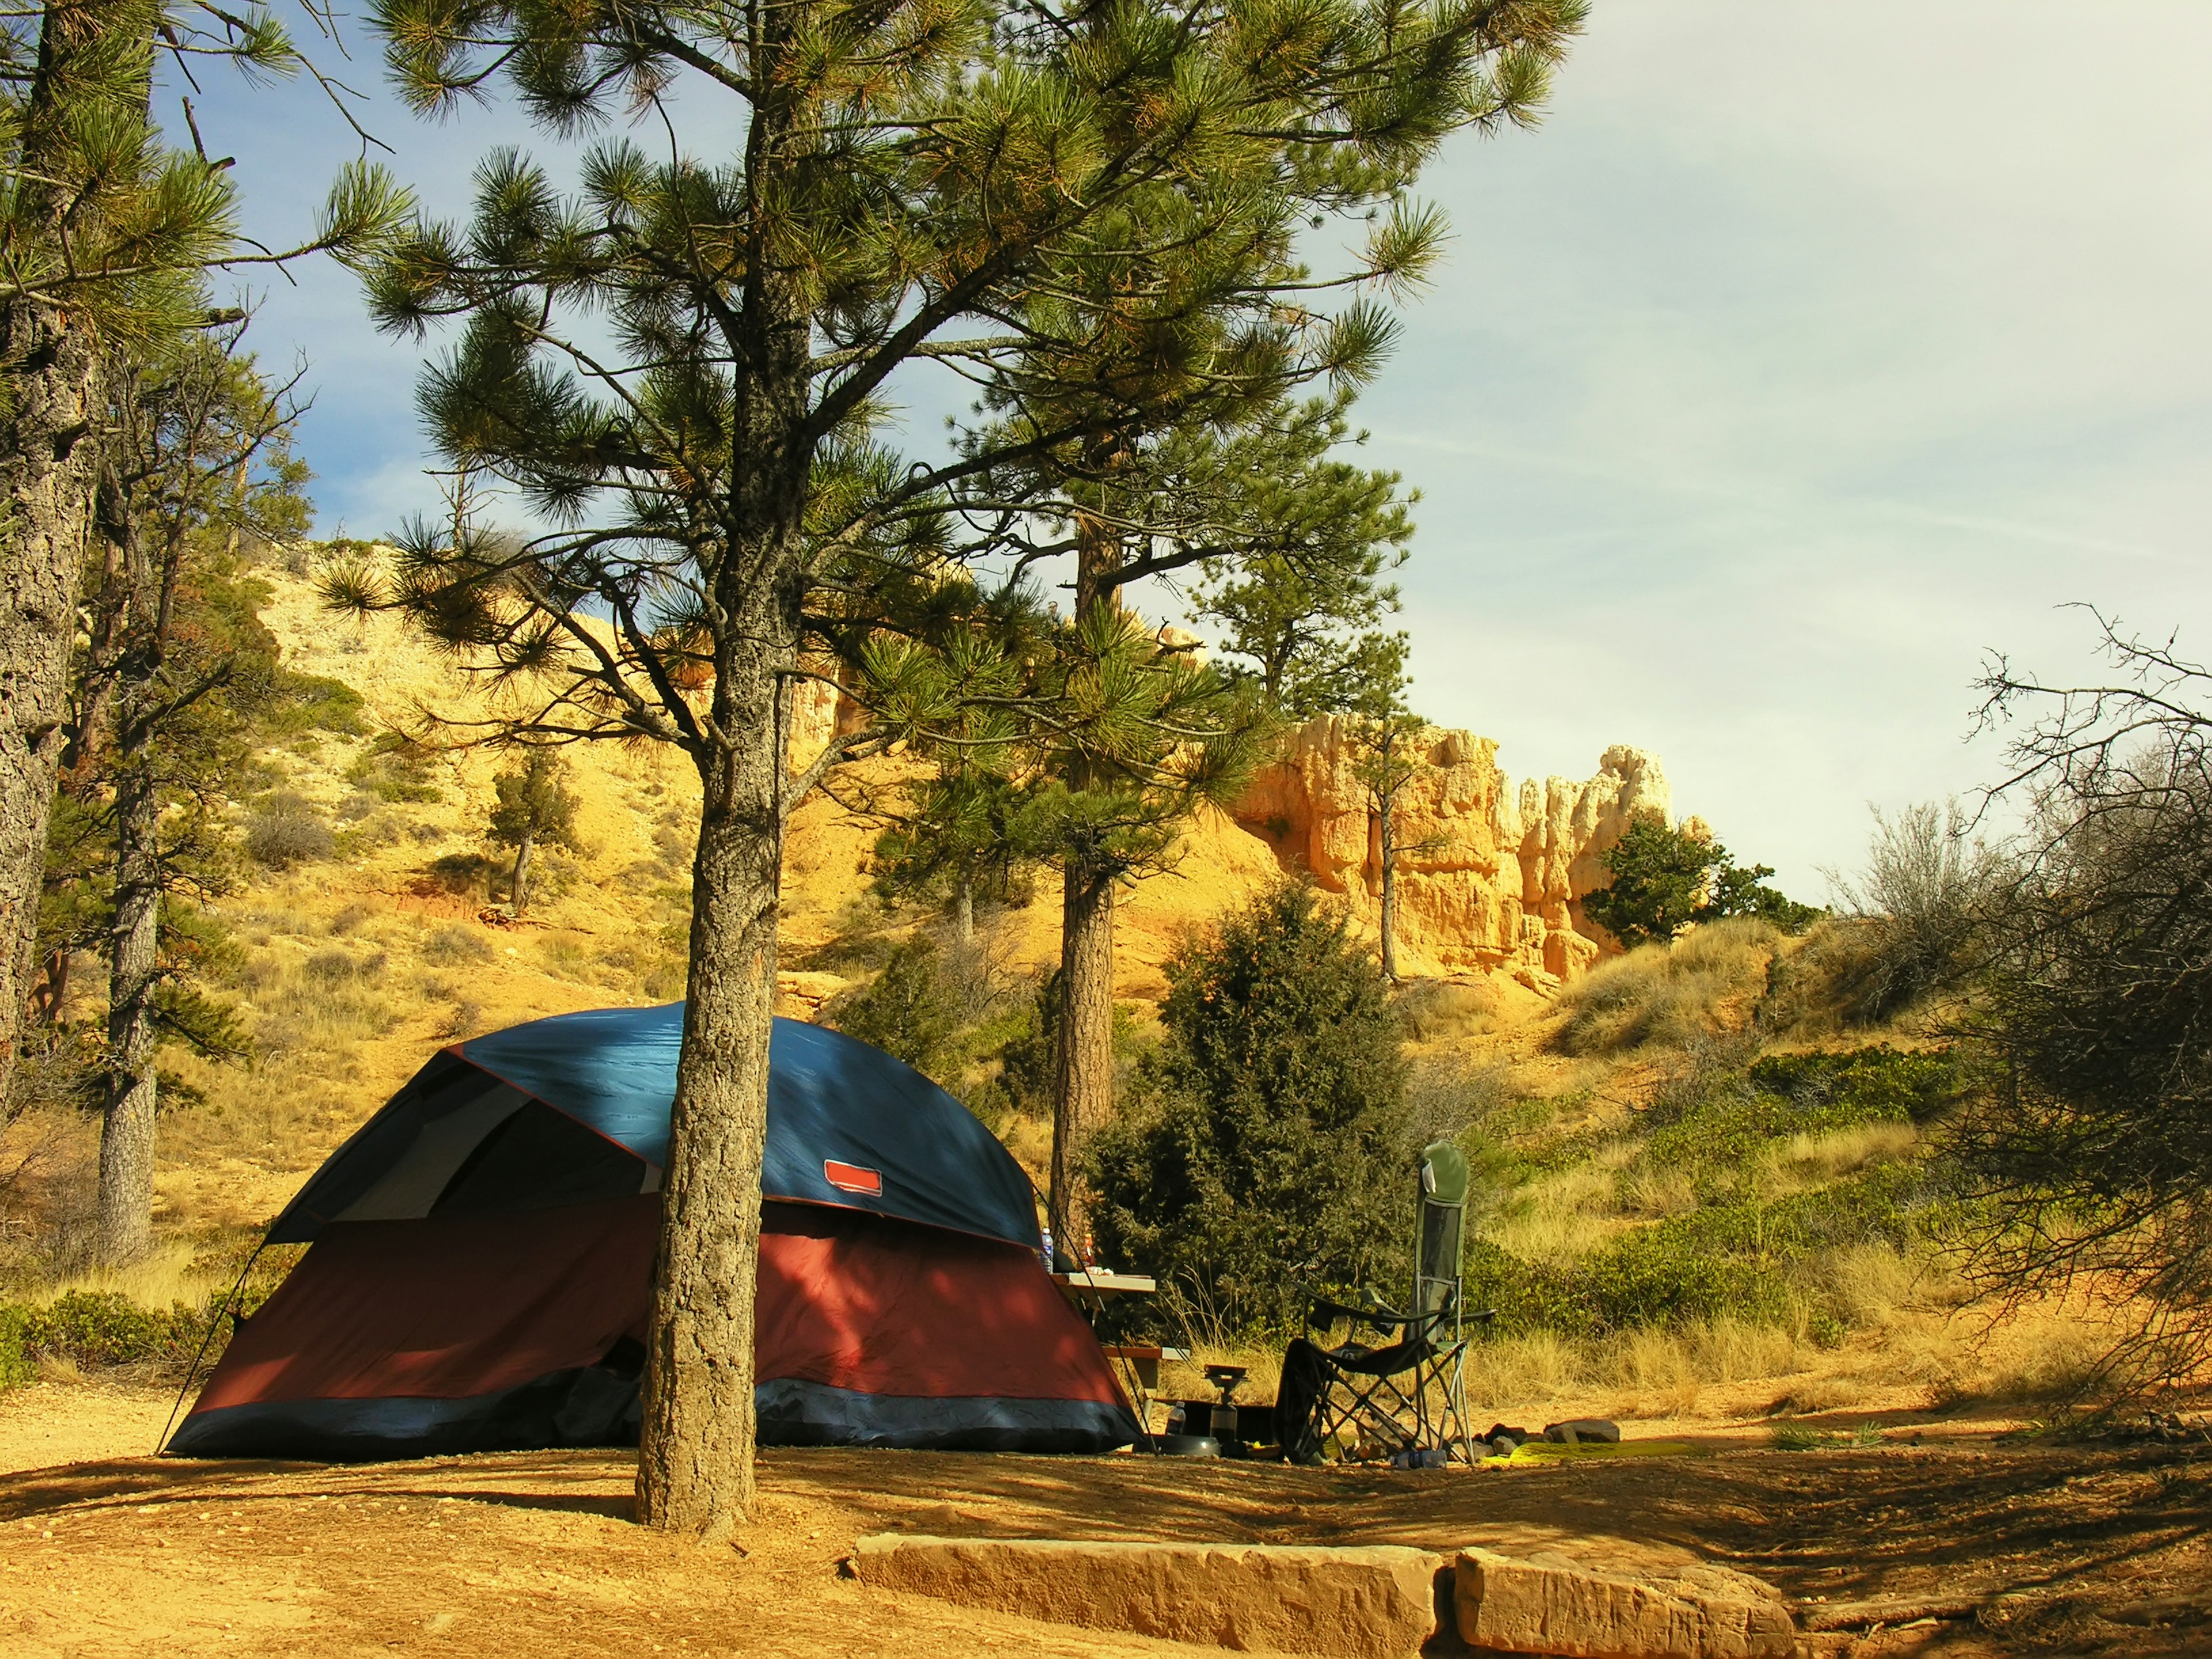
(1052, 862, 1116, 1255)
(1050, 513, 1126, 1258)
(635, 733, 782, 1537)
(95, 442, 170, 1266)
(0, 301, 100, 1109)
(0, 0, 143, 1107)
(97, 711, 158, 1264)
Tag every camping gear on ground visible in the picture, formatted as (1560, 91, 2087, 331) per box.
(1202, 1363, 1248, 1440)
(166, 1005, 1141, 1460)
(1272, 1141, 1490, 1466)
(1544, 1418, 1620, 1445)
(1164, 1400, 1271, 1442)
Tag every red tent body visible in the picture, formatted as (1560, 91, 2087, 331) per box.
(171, 1009, 1138, 1459)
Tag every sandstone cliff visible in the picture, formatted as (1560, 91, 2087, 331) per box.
(263, 566, 1664, 994)
(1234, 719, 1669, 986)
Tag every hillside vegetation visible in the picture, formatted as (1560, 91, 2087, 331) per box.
(0, 562, 2113, 1429)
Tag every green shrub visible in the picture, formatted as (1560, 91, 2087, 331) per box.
(1583, 813, 1820, 948)
(1458, 1047, 1951, 1341)
(827, 933, 964, 1080)
(1574, 1213, 1789, 1331)
(1748, 1046, 1956, 1124)
(0, 1291, 213, 1385)
(1088, 884, 1410, 1334)
(259, 671, 368, 738)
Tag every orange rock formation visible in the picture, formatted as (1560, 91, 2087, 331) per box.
(1234, 718, 1669, 987)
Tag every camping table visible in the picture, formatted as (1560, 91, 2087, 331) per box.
(1099, 1344, 1190, 1396)
(1051, 1269, 1157, 1302)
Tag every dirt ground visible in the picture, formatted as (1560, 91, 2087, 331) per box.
(2, 1381, 2208, 1659)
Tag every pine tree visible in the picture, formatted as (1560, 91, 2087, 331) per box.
(1024, 609, 1263, 1256)
(923, 394, 1417, 1253)
(1190, 396, 1414, 718)
(0, 0, 406, 1110)
(1342, 640, 1430, 982)
(334, 0, 1586, 1534)
(1582, 812, 1819, 948)
(487, 747, 581, 918)
(46, 324, 313, 1263)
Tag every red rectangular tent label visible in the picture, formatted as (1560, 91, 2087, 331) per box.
(823, 1160, 882, 1195)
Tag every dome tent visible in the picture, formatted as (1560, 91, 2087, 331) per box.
(168, 1005, 1139, 1459)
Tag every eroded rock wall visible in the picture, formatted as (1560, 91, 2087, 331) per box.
(1233, 717, 1670, 986)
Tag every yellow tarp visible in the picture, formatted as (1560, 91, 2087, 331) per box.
(1481, 1439, 1698, 1467)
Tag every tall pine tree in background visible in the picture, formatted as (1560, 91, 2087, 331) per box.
(26, 325, 318, 1262)
(1190, 396, 1414, 718)
(90, 328, 308, 1263)
(1346, 641, 1429, 983)
(335, 0, 1585, 1533)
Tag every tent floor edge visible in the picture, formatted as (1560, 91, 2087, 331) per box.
(168, 1373, 1139, 1461)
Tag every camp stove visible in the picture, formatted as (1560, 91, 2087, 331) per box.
(1202, 1363, 1248, 1441)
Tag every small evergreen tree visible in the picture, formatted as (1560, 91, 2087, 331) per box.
(825, 933, 967, 1082)
(1584, 813, 1819, 948)
(487, 748, 580, 918)
(1337, 639, 1433, 983)
(1089, 883, 1409, 1331)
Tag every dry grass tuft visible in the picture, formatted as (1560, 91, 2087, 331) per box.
(1555, 918, 1783, 1055)
(1399, 980, 1504, 1046)
(1767, 1122, 1921, 1192)
(26, 1239, 226, 1313)
(1488, 1164, 1626, 1265)
(1463, 1330, 1586, 1410)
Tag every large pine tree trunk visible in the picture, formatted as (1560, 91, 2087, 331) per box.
(1052, 862, 1116, 1257)
(635, 735, 782, 1537)
(97, 719, 158, 1264)
(1048, 518, 1124, 1260)
(95, 440, 171, 1265)
(634, 36, 809, 1529)
(0, 304, 99, 1107)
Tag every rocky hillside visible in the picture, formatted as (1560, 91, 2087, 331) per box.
(10, 563, 1681, 1257)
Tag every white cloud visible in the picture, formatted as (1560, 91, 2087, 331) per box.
(1357, 0, 2212, 890)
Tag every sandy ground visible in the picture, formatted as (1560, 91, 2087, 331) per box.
(3, 1380, 2209, 1658)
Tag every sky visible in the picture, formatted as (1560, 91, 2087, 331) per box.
(181, 2, 2212, 899)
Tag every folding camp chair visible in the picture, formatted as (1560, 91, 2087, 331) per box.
(1272, 1141, 1486, 1465)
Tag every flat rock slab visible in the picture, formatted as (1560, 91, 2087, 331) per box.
(1456, 1548, 1797, 1659)
(851, 1534, 1444, 1658)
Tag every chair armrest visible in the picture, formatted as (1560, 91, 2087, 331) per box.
(1307, 1295, 1411, 1336)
